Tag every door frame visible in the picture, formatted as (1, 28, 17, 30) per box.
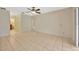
(75, 7, 78, 47)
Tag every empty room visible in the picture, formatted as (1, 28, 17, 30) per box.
(0, 7, 78, 51)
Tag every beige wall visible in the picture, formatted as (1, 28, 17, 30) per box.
(21, 14, 32, 32)
(34, 8, 74, 38)
(0, 9, 10, 37)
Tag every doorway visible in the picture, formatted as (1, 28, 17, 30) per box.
(10, 16, 16, 35)
(10, 18, 14, 30)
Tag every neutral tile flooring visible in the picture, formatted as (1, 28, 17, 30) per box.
(0, 31, 79, 51)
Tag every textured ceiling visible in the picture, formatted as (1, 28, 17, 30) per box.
(6, 7, 68, 16)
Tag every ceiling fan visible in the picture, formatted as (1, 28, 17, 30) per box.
(26, 7, 41, 14)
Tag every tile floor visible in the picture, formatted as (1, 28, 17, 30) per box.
(0, 31, 79, 51)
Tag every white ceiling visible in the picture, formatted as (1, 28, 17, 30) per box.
(6, 7, 68, 16)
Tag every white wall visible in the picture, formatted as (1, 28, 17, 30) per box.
(34, 8, 74, 38)
(21, 13, 32, 32)
(0, 9, 10, 37)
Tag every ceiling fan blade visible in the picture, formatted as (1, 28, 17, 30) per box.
(36, 12, 41, 14)
(22, 11, 31, 14)
(35, 9, 40, 11)
(25, 11, 31, 13)
(27, 8, 32, 11)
